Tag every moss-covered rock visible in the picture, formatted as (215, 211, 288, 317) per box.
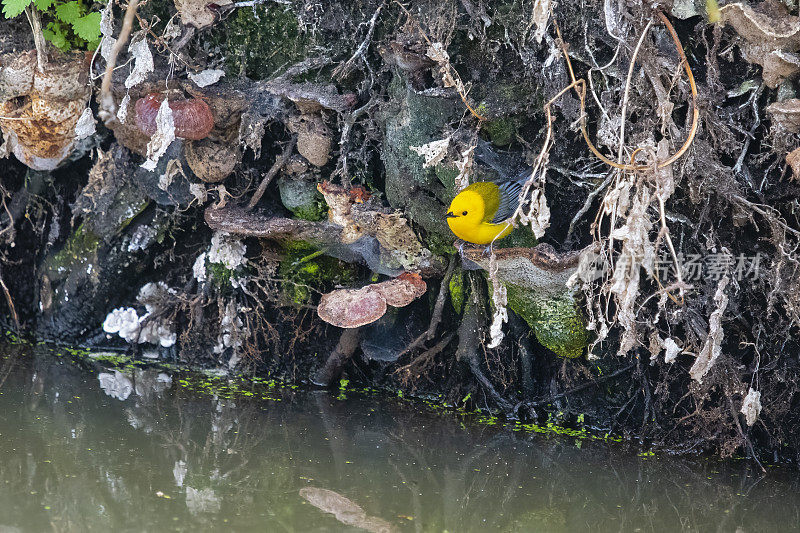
(48, 222, 101, 273)
(37, 147, 174, 341)
(449, 266, 465, 314)
(482, 116, 520, 147)
(506, 284, 589, 359)
(277, 175, 327, 222)
(212, 4, 312, 80)
(380, 74, 461, 250)
(278, 241, 357, 305)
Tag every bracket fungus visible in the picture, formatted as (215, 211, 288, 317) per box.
(317, 272, 427, 328)
(135, 93, 215, 140)
(317, 181, 443, 274)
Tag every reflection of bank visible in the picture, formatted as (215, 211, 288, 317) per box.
(97, 368, 172, 402)
(0, 348, 795, 532)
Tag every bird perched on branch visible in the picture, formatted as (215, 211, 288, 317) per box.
(445, 179, 526, 245)
(445, 140, 534, 245)
(446, 159, 531, 244)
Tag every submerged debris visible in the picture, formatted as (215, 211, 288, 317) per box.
(299, 487, 398, 533)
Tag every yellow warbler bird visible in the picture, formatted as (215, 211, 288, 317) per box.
(446, 178, 526, 245)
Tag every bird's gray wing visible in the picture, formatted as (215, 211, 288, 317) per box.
(490, 170, 532, 223)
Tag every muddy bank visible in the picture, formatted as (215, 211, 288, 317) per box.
(2, 0, 800, 462)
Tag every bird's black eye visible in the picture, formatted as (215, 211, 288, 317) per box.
(462, 211, 468, 216)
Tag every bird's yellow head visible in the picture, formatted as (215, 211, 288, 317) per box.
(446, 189, 487, 242)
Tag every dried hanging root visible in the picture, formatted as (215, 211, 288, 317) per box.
(543, 10, 700, 353)
(554, 11, 699, 171)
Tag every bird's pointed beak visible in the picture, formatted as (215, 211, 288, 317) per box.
(446, 211, 457, 219)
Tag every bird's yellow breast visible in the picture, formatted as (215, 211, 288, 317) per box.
(446, 186, 513, 245)
(447, 218, 514, 245)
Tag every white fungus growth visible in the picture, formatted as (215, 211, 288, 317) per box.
(103, 307, 140, 340)
(213, 301, 247, 356)
(137, 281, 175, 313)
(207, 232, 247, 270)
(102, 283, 177, 348)
(193, 252, 208, 282)
(137, 315, 177, 348)
(127, 225, 157, 252)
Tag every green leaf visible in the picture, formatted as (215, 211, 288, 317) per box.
(2, 0, 33, 19)
(71, 11, 100, 42)
(32, 0, 53, 11)
(43, 23, 69, 51)
(54, 0, 81, 22)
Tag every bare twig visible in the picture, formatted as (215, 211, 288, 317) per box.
(553, 12, 699, 171)
(172, 25, 195, 53)
(528, 364, 635, 406)
(99, 0, 141, 122)
(396, 255, 457, 357)
(246, 136, 297, 211)
(334, 95, 377, 180)
(454, 274, 512, 412)
(728, 396, 766, 473)
(0, 266, 20, 332)
(24, 6, 48, 73)
(332, 1, 386, 81)
(205, 205, 342, 242)
(617, 19, 654, 163)
(565, 170, 614, 242)
(394, 332, 455, 382)
(426, 255, 456, 341)
(731, 195, 800, 237)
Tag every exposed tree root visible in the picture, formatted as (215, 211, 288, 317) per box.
(456, 274, 511, 412)
(311, 327, 362, 386)
(205, 206, 343, 243)
(396, 255, 456, 359)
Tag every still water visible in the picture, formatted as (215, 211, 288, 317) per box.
(0, 345, 798, 532)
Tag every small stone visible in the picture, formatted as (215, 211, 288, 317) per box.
(287, 113, 331, 167)
(185, 138, 240, 183)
